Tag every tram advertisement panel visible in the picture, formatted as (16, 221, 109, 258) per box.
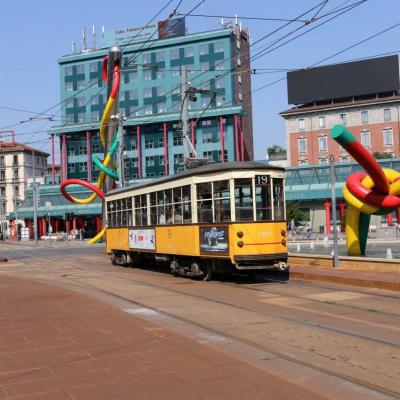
(199, 226, 229, 255)
(129, 229, 155, 251)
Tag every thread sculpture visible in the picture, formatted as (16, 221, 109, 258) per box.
(330, 124, 400, 256)
(60, 56, 121, 244)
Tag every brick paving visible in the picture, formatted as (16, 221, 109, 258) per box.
(0, 275, 325, 400)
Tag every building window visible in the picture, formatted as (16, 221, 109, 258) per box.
(199, 43, 208, 55)
(145, 156, 154, 166)
(145, 138, 154, 149)
(144, 104, 153, 115)
(174, 154, 183, 165)
(383, 128, 393, 146)
(215, 62, 225, 71)
(339, 156, 350, 163)
(156, 68, 166, 79)
(384, 108, 392, 122)
(200, 62, 209, 72)
(319, 158, 328, 165)
(130, 141, 137, 150)
(171, 66, 180, 77)
(142, 53, 151, 64)
(128, 70, 138, 82)
(79, 146, 87, 155)
(184, 47, 194, 57)
(215, 77, 225, 89)
(170, 48, 179, 60)
(202, 132, 212, 143)
(361, 110, 369, 124)
(158, 137, 164, 148)
(67, 146, 75, 156)
(65, 81, 73, 92)
(0, 156, 4, 167)
(298, 159, 308, 166)
(79, 162, 87, 172)
(157, 102, 166, 113)
(298, 138, 307, 154)
(361, 131, 371, 148)
(14, 186, 19, 197)
(173, 134, 183, 146)
(298, 118, 305, 131)
(68, 163, 75, 173)
(155, 50, 164, 62)
(157, 86, 166, 96)
(214, 41, 224, 53)
(13, 155, 18, 165)
(143, 69, 152, 81)
(339, 113, 347, 126)
(64, 66, 73, 76)
(143, 88, 152, 98)
(92, 143, 100, 153)
(319, 136, 327, 152)
(318, 116, 325, 129)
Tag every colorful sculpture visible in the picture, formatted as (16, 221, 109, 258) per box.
(330, 125, 400, 256)
(60, 55, 121, 243)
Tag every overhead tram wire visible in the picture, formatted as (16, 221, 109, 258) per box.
(17, 0, 192, 145)
(122, 1, 334, 120)
(0, 0, 182, 135)
(124, 0, 366, 120)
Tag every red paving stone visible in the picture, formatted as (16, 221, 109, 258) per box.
(0, 275, 325, 400)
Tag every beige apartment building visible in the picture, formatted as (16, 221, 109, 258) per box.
(0, 142, 48, 234)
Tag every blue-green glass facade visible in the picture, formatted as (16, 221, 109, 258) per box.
(51, 26, 253, 182)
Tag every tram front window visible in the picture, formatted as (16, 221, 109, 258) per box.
(197, 182, 213, 223)
(273, 178, 285, 220)
(235, 178, 253, 221)
(255, 176, 272, 221)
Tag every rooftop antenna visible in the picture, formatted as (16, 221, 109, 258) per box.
(82, 28, 88, 52)
(72, 41, 76, 54)
(92, 25, 96, 50)
(235, 14, 238, 25)
(221, 18, 224, 26)
(102, 25, 105, 38)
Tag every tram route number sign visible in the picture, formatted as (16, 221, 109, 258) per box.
(255, 175, 270, 185)
(199, 226, 229, 255)
(129, 229, 155, 251)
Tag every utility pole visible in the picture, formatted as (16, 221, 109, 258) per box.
(180, 65, 216, 169)
(330, 155, 339, 267)
(102, 46, 122, 227)
(180, 64, 192, 162)
(117, 120, 125, 188)
(32, 150, 38, 245)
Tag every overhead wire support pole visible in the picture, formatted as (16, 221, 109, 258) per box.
(330, 155, 339, 268)
(180, 64, 193, 162)
(32, 150, 38, 245)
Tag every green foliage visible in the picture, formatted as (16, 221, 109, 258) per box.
(286, 201, 306, 223)
(267, 145, 286, 157)
(373, 151, 393, 159)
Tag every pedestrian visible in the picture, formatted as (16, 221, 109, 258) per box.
(79, 228, 85, 241)
(289, 219, 296, 238)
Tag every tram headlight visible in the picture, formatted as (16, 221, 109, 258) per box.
(281, 239, 287, 246)
(281, 229, 286, 237)
(237, 240, 244, 248)
(237, 231, 244, 238)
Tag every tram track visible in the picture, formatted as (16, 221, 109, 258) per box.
(4, 255, 400, 398)
(52, 270, 400, 400)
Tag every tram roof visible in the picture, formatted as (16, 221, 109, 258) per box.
(107, 161, 284, 197)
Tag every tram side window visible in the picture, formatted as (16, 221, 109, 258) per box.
(182, 185, 191, 223)
(197, 182, 213, 223)
(134, 195, 148, 226)
(150, 192, 157, 225)
(213, 180, 231, 222)
(127, 197, 133, 226)
(165, 189, 173, 224)
(273, 178, 285, 220)
(255, 175, 272, 221)
(235, 179, 253, 221)
(121, 198, 127, 226)
(156, 190, 166, 224)
(116, 199, 122, 226)
(107, 201, 117, 227)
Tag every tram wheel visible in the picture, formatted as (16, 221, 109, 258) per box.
(201, 262, 213, 281)
(170, 260, 179, 276)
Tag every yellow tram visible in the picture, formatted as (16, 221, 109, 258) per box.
(105, 161, 287, 280)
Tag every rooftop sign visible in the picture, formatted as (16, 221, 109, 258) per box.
(100, 18, 185, 48)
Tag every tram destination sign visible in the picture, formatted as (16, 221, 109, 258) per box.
(199, 226, 229, 255)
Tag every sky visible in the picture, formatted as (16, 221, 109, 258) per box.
(0, 0, 399, 160)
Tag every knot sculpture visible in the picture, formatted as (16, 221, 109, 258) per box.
(60, 55, 121, 244)
(330, 125, 400, 256)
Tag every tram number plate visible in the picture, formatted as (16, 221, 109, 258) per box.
(255, 175, 270, 185)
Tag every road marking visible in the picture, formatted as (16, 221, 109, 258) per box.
(304, 291, 370, 302)
(196, 332, 226, 344)
(123, 307, 159, 316)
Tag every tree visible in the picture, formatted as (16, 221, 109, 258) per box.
(373, 151, 393, 159)
(267, 145, 286, 158)
(286, 201, 306, 224)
